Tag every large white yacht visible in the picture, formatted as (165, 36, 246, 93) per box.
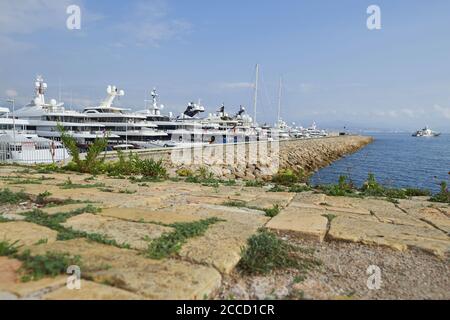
(82, 85, 168, 148)
(412, 126, 441, 137)
(14, 76, 113, 146)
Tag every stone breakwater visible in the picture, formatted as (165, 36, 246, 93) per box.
(102, 135, 373, 180)
(278, 135, 374, 177)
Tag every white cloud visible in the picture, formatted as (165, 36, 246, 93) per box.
(220, 82, 255, 90)
(118, 0, 191, 47)
(434, 104, 450, 119)
(0, 1, 101, 52)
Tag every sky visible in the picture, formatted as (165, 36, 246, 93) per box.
(1, 0, 450, 132)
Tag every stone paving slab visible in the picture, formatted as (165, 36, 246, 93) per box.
(41, 203, 92, 215)
(328, 214, 450, 257)
(179, 205, 269, 274)
(25, 239, 222, 299)
(246, 192, 295, 209)
(99, 206, 205, 224)
(0, 221, 57, 246)
(398, 200, 450, 234)
(63, 213, 173, 250)
(266, 207, 328, 242)
(42, 281, 142, 300)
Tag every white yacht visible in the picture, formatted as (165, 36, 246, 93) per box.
(14, 76, 113, 146)
(82, 85, 168, 148)
(412, 126, 441, 137)
(202, 104, 258, 143)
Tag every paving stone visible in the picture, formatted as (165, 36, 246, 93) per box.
(0, 221, 57, 246)
(63, 213, 173, 250)
(398, 200, 450, 234)
(41, 203, 91, 215)
(99, 206, 205, 224)
(179, 205, 269, 274)
(266, 207, 328, 242)
(0, 275, 67, 299)
(42, 281, 142, 300)
(26, 239, 222, 299)
(328, 215, 450, 257)
(246, 192, 294, 209)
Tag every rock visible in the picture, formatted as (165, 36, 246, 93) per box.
(0, 221, 57, 246)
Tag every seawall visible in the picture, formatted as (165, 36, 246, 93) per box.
(101, 135, 373, 180)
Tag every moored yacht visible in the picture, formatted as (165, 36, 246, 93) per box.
(14, 76, 114, 146)
(82, 85, 168, 148)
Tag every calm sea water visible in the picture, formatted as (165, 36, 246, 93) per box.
(310, 133, 450, 193)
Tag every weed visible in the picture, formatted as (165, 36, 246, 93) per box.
(238, 229, 320, 275)
(263, 204, 280, 217)
(0, 240, 20, 256)
(272, 169, 303, 186)
(17, 250, 81, 282)
(322, 213, 337, 223)
(57, 177, 105, 189)
(119, 189, 136, 194)
(7, 178, 42, 185)
(146, 218, 222, 259)
(35, 191, 52, 205)
(176, 168, 193, 177)
(0, 216, 10, 223)
(268, 185, 286, 192)
(430, 182, 450, 204)
(245, 180, 265, 187)
(288, 185, 312, 193)
(34, 238, 48, 245)
(0, 188, 28, 204)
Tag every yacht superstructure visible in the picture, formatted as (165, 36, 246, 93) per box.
(14, 76, 112, 145)
(412, 126, 441, 137)
(82, 85, 167, 148)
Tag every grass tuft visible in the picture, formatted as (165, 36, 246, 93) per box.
(238, 229, 320, 275)
(146, 218, 222, 259)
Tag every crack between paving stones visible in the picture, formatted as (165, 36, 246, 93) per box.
(395, 204, 449, 237)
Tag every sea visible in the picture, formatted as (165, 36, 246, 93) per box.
(310, 133, 450, 193)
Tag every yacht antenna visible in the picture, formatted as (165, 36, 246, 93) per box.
(277, 76, 282, 127)
(253, 64, 259, 125)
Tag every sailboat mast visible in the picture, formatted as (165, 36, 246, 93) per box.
(253, 64, 259, 125)
(277, 76, 282, 127)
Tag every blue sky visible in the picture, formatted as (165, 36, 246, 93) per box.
(1, 0, 450, 132)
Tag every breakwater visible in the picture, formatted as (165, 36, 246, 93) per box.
(101, 135, 373, 180)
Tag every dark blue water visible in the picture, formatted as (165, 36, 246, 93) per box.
(311, 133, 450, 193)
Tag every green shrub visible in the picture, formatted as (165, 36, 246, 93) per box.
(272, 169, 301, 186)
(58, 124, 108, 174)
(136, 158, 168, 179)
(176, 168, 193, 177)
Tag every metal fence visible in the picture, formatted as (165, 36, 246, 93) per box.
(0, 141, 70, 164)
